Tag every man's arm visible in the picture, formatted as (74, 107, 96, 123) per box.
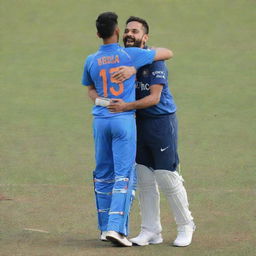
(154, 47, 173, 61)
(112, 48, 173, 82)
(107, 84, 163, 112)
(87, 85, 112, 107)
(87, 84, 99, 103)
(124, 46, 173, 73)
(111, 66, 136, 82)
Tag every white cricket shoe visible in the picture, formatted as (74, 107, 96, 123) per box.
(173, 221, 196, 247)
(106, 231, 132, 247)
(100, 231, 108, 241)
(130, 230, 163, 246)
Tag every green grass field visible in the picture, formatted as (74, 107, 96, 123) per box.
(1, 0, 255, 255)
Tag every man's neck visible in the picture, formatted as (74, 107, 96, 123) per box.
(103, 35, 118, 45)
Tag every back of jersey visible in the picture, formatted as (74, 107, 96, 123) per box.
(86, 44, 136, 117)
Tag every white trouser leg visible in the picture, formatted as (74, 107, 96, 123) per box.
(136, 164, 162, 234)
(154, 170, 193, 226)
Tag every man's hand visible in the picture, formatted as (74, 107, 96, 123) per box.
(111, 66, 136, 83)
(107, 99, 128, 113)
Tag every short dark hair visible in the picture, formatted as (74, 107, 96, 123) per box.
(96, 12, 118, 39)
(126, 16, 149, 34)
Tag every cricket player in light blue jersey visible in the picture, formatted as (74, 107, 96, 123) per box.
(81, 12, 173, 247)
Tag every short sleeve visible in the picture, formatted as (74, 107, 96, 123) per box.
(149, 61, 168, 86)
(125, 48, 156, 69)
(81, 55, 94, 86)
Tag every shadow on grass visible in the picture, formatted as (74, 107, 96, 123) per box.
(5, 231, 128, 249)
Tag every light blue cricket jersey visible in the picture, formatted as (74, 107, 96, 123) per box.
(82, 43, 156, 117)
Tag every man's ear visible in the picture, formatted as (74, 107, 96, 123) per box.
(143, 34, 149, 44)
(97, 32, 101, 38)
(115, 26, 120, 35)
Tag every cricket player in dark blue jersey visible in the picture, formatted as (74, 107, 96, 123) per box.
(81, 12, 173, 247)
(109, 16, 195, 247)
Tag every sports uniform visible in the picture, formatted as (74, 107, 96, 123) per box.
(131, 56, 195, 247)
(82, 43, 156, 236)
(135, 60, 178, 171)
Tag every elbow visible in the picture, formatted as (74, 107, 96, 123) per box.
(155, 48, 174, 61)
(168, 50, 174, 59)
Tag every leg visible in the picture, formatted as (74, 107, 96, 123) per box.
(152, 114, 195, 246)
(154, 170, 193, 225)
(155, 170, 195, 246)
(130, 164, 163, 246)
(93, 118, 114, 233)
(106, 116, 136, 246)
(137, 164, 162, 234)
(129, 117, 163, 246)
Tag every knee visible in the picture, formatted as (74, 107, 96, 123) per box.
(136, 164, 157, 190)
(155, 170, 184, 195)
(94, 178, 115, 194)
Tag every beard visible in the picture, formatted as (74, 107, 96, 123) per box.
(123, 36, 143, 48)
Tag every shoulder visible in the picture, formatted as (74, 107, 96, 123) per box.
(85, 53, 97, 63)
(150, 60, 166, 70)
(84, 53, 98, 70)
(124, 47, 153, 56)
(118, 47, 132, 58)
(123, 47, 139, 54)
(148, 60, 168, 81)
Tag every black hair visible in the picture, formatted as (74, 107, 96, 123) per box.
(96, 12, 118, 39)
(126, 16, 149, 34)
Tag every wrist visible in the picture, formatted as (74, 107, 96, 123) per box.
(131, 66, 136, 75)
(123, 102, 133, 111)
(95, 97, 111, 107)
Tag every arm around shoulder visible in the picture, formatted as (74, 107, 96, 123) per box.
(154, 48, 173, 61)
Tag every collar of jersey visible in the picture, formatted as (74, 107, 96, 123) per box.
(99, 43, 120, 51)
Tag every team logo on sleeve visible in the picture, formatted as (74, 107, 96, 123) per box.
(142, 69, 150, 77)
(152, 70, 166, 79)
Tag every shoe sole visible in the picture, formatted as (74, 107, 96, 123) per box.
(131, 238, 163, 246)
(149, 240, 163, 245)
(131, 242, 148, 246)
(173, 242, 191, 247)
(106, 235, 132, 247)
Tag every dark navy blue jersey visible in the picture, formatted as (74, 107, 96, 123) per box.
(136, 58, 177, 117)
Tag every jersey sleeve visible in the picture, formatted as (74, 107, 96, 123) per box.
(125, 48, 156, 69)
(81, 55, 94, 86)
(149, 61, 168, 86)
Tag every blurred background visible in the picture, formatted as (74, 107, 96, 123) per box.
(1, 1, 255, 255)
